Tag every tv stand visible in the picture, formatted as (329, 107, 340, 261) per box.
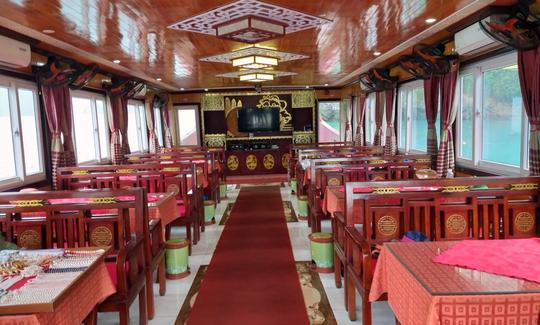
(224, 138, 290, 175)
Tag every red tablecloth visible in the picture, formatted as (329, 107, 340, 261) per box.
(370, 241, 540, 325)
(0, 260, 115, 325)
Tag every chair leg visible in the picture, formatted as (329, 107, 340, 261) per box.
(145, 270, 155, 320)
(346, 270, 356, 321)
(139, 286, 148, 325)
(362, 290, 372, 325)
(119, 305, 130, 325)
(158, 258, 166, 296)
(334, 256, 342, 288)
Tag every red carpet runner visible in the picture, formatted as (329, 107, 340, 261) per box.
(187, 186, 309, 325)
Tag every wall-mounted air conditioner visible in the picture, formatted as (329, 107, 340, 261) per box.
(0, 35, 31, 68)
(455, 21, 498, 56)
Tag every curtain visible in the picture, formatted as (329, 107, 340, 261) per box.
(355, 95, 367, 146)
(384, 88, 397, 155)
(424, 76, 440, 156)
(119, 97, 130, 156)
(518, 45, 540, 175)
(373, 92, 384, 146)
(145, 93, 160, 153)
(346, 96, 354, 142)
(436, 61, 460, 177)
(41, 85, 75, 189)
(161, 99, 173, 148)
(107, 95, 125, 164)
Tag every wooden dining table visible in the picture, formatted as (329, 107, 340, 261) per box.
(0, 248, 114, 325)
(370, 241, 540, 325)
(322, 185, 345, 216)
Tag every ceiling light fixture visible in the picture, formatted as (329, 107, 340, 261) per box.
(113, 59, 121, 64)
(232, 55, 278, 69)
(204, 88, 209, 91)
(156, 78, 162, 81)
(374, 51, 381, 56)
(180, 88, 185, 91)
(324, 83, 329, 86)
(305, 86, 310, 89)
(239, 73, 274, 82)
(42, 29, 55, 34)
(425, 18, 437, 24)
(215, 16, 286, 43)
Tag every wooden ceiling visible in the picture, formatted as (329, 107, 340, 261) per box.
(0, 0, 517, 91)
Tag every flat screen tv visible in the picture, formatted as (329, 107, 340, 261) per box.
(237, 108, 280, 133)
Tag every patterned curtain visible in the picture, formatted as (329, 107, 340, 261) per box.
(384, 88, 397, 155)
(518, 45, 540, 175)
(41, 85, 75, 189)
(355, 95, 367, 146)
(145, 93, 160, 153)
(106, 95, 126, 164)
(436, 61, 460, 177)
(119, 97, 130, 156)
(373, 92, 384, 146)
(346, 96, 354, 142)
(424, 76, 440, 156)
(161, 96, 173, 148)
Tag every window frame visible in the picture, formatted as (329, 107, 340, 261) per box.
(70, 90, 110, 164)
(127, 100, 148, 153)
(0, 75, 45, 190)
(174, 104, 201, 146)
(397, 80, 428, 154)
(456, 52, 529, 176)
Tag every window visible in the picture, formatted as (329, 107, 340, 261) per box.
(127, 101, 148, 153)
(154, 107, 164, 147)
(71, 91, 109, 163)
(397, 89, 409, 150)
(364, 94, 376, 144)
(175, 105, 200, 146)
(456, 52, 528, 175)
(0, 76, 44, 189)
(318, 101, 341, 142)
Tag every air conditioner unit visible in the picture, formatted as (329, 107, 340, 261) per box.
(0, 35, 31, 68)
(455, 21, 498, 56)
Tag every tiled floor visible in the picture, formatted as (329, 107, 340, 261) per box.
(99, 184, 395, 324)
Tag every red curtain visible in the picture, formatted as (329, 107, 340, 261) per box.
(145, 93, 160, 153)
(518, 45, 540, 175)
(346, 96, 354, 142)
(436, 61, 459, 177)
(41, 85, 75, 189)
(373, 92, 384, 146)
(161, 99, 173, 148)
(384, 88, 397, 155)
(355, 95, 367, 145)
(107, 95, 127, 164)
(424, 76, 440, 156)
(119, 97, 130, 156)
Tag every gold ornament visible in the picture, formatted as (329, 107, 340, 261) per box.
(246, 154, 258, 170)
(263, 154, 275, 170)
(292, 90, 315, 108)
(227, 155, 239, 171)
(281, 153, 291, 169)
(202, 94, 225, 111)
(256, 94, 292, 131)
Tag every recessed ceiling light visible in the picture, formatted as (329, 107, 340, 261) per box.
(305, 86, 310, 89)
(374, 51, 381, 56)
(42, 29, 55, 34)
(324, 83, 329, 86)
(180, 88, 185, 91)
(425, 18, 437, 24)
(204, 88, 209, 92)
(113, 59, 121, 64)
(156, 78, 162, 81)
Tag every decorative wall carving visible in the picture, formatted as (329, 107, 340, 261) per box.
(204, 134, 227, 148)
(256, 94, 292, 131)
(292, 90, 315, 108)
(202, 94, 225, 111)
(292, 131, 315, 144)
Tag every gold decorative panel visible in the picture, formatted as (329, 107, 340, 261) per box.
(292, 90, 315, 108)
(246, 154, 258, 170)
(446, 214, 467, 235)
(256, 94, 292, 131)
(204, 134, 226, 148)
(227, 155, 239, 171)
(263, 154, 275, 170)
(293, 131, 315, 144)
(202, 94, 225, 111)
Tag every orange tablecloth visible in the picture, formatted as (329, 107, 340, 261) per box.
(370, 241, 540, 325)
(322, 186, 344, 216)
(147, 192, 179, 227)
(0, 260, 115, 325)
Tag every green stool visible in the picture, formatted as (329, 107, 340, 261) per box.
(309, 232, 334, 273)
(165, 239, 190, 279)
(290, 178, 297, 194)
(220, 181, 227, 199)
(297, 195, 308, 221)
(204, 200, 216, 225)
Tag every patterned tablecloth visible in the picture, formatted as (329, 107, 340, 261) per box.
(370, 241, 540, 325)
(147, 192, 180, 227)
(322, 186, 344, 216)
(0, 254, 115, 324)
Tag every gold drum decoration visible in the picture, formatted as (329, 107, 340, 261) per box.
(246, 154, 258, 170)
(515, 212, 535, 233)
(377, 216, 398, 237)
(446, 214, 467, 235)
(227, 155, 239, 171)
(263, 154, 275, 170)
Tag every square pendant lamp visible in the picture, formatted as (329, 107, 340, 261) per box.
(232, 55, 278, 69)
(214, 16, 286, 43)
(239, 73, 274, 82)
